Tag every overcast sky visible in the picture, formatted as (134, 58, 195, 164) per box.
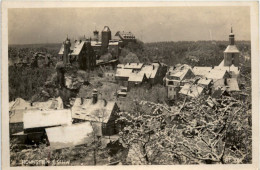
(8, 6, 250, 44)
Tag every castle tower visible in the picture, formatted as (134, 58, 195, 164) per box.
(63, 37, 71, 64)
(223, 27, 240, 67)
(101, 26, 111, 55)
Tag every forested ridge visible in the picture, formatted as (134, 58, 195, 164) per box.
(8, 40, 251, 102)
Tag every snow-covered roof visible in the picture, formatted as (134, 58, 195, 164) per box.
(213, 78, 240, 92)
(192, 67, 212, 77)
(206, 69, 229, 80)
(124, 63, 144, 69)
(128, 73, 144, 82)
(71, 98, 116, 123)
(23, 109, 72, 129)
(45, 122, 93, 150)
(138, 63, 159, 79)
(224, 45, 240, 53)
(109, 41, 119, 46)
(167, 64, 193, 81)
(115, 31, 135, 39)
(117, 64, 124, 69)
(198, 78, 213, 86)
(9, 97, 63, 112)
(70, 41, 85, 56)
(115, 68, 133, 78)
(91, 41, 102, 47)
(216, 60, 240, 78)
(179, 84, 204, 98)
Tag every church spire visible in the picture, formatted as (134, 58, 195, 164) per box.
(229, 27, 235, 45)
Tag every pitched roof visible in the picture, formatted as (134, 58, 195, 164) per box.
(58, 43, 75, 55)
(192, 67, 212, 77)
(9, 98, 31, 111)
(123, 63, 143, 69)
(128, 73, 144, 82)
(166, 64, 193, 81)
(213, 78, 240, 92)
(10, 109, 38, 123)
(23, 109, 72, 129)
(206, 69, 229, 80)
(71, 98, 116, 123)
(224, 45, 240, 53)
(115, 31, 135, 39)
(10, 97, 64, 112)
(58, 44, 65, 55)
(179, 84, 204, 98)
(226, 78, 240, 91)
(70, 41, 85, 56)
(45, 122, 93, 150)
(138, 63, 159, 79)
(198, 78, 212, 86)
(115, 68, 133, 78)
(216, 60, 240, 78)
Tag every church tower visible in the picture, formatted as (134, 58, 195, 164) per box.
(223, 27, 240, 67)
(63, 37, 71, 64)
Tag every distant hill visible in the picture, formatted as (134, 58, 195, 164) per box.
(9, 43, 61, 51)
(121, 40, 251, 67)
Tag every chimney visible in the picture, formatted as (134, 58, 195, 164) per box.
(153, 65, 155, 70)
(92, 89, 98, 104)
(30, 102, 33, 106)
(81, 97, 84, 105)
(224, 78, 228, 86)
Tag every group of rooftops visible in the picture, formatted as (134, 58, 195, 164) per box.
(116, 62, 161, 83)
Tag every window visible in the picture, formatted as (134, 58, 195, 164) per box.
(168, 81, 174, 85)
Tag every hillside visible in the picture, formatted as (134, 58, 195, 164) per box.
(8, 40, 251, 102)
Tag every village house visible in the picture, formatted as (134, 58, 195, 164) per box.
(179, 83, 205, 98)
(71, 90, 120, 136)
(23, 109, 72, 133)
(197, 78, 213, 94)
(9, 97, 64, 135)
(115, 62, 166, 89)
(104, 71, 116, 82)
(11, 109, 72, 145)
(190, 28, 241, 96)
(165, 64, 195, 100)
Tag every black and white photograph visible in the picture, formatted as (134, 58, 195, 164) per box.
(1, 1, 259, 169)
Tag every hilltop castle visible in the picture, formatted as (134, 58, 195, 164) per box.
(58, 26, 136, 70)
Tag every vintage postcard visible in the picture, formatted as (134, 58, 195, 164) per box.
(1, 1, 259, 170)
